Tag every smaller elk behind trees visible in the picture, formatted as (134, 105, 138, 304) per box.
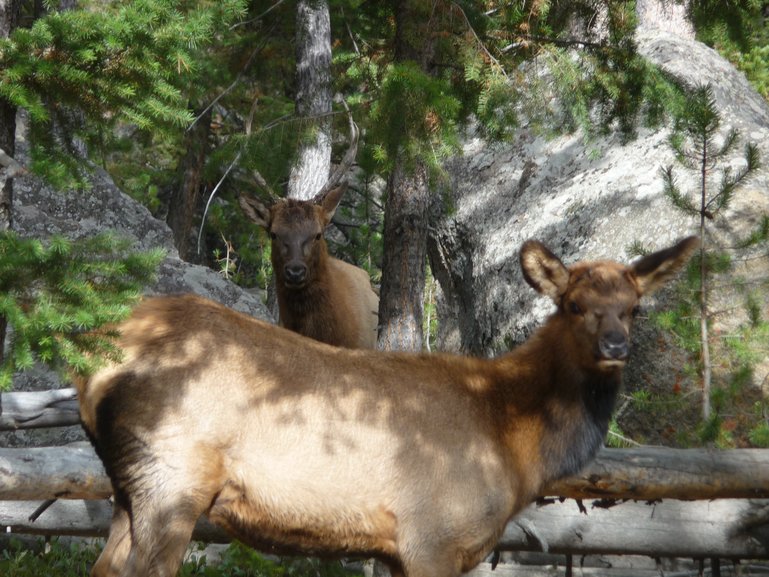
(239, 184, 379, 349)
(76, 236, 697, 577)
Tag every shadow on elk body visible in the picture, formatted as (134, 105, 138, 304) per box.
(75, 236, 698, 577)
(239, 185, 379, 349)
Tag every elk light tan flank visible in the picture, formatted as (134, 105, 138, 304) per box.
(239, 184, 379, 349)
(75, 236, 698, 577)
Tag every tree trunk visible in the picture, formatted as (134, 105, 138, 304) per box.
(377, 159, 429, 351)
(288, 0, 332, 200)
(166, 106, 211, 263)
(0, 0, 18, 231)
(0, 0, 20, 377)
(376, 0, 433, 352)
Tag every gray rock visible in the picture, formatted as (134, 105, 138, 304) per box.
(431, 29, 769, 355)
(429, 28, 769, 443)
(12, 134, 271, 319)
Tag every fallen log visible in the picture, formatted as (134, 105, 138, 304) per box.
(0, 444, 111, 500)
(501, 497, 769, 557)
(2, 498, 768, 558)
(546, 447, 769, 500)
(0, 388, 80, 430)
(2, 444, 769, 501)
(5, 391, 769, 500)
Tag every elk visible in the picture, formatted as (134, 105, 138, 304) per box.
(76, 236, 697, 577)
(239, 184, 379, 349)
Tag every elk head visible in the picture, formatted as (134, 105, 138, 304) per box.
(520, 237, 699, 373)
(239, 185, 346, 289)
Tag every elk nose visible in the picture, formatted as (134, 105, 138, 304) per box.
(599, 331, 628, 360)
(284, 263, 307, 285)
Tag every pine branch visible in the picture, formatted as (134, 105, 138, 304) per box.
(660, 165, 698, 215)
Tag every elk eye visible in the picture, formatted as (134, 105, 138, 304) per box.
(315, 233, 322, 241)
(569, 301, 582, 315)
(632, 305, 641, 318)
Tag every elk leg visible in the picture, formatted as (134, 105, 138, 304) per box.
(91, 502, 131, 577)
(399, 543, 464, 577)
(118, 493, 211, 577)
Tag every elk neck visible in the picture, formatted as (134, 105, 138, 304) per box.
(489, 315, 621, 488)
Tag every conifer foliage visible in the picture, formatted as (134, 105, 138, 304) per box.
(0, 0, 247, 188)
(0, 231, 164, 389)
(0, 0, 246, 388)
(660, 83, 761, 421)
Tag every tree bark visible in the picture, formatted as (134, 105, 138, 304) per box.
(0, 388, 80, 430)
(166, 106, 211, 263)
(545, 447, 769, 500)
(0, 445, 111, 500)
(376, 0, 433, 352)
(377, 159, 429, 351)
(0, 0, 19, 229)
(288, 0, 332, 200)
(498, 498, 769, 558)
(0, 500, 230, 542)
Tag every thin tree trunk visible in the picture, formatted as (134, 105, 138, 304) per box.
(288, 0, 332, 200)
(0, 0, 21, 375)
(700, 143, 711, 420)
(166, 107, 211, 264)
(700, 214, 711, 420)
(0, 0, 20, 231)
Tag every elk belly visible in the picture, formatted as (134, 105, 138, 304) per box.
(207, 470, 398, 558)
(205, 394, 402, 558)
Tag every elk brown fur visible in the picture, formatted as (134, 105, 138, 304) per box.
(75, 236, 698, 577)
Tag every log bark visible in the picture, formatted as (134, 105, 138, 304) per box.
(500, 498, 769, 557)
(0, 388, 80, 430)
(544, 447, 769, 500)
(2, 498, 768, 558)
(0, 445, 110, 500)
(2, 432, 769, 501)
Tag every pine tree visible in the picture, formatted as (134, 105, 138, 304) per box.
(660, 83, 761, 420)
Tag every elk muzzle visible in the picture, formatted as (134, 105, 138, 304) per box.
(597, 330, 629, 365)
(284, 262, 308, 287)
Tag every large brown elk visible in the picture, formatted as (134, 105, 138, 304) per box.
(239, 184, 379, 349)
(76, 236, 697, 577)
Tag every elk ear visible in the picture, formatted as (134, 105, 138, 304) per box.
(317, 183, 348, 225)
(239, 194, 271, 228)
(519, 240, 570, 302)
(632, 236, 699, 296)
